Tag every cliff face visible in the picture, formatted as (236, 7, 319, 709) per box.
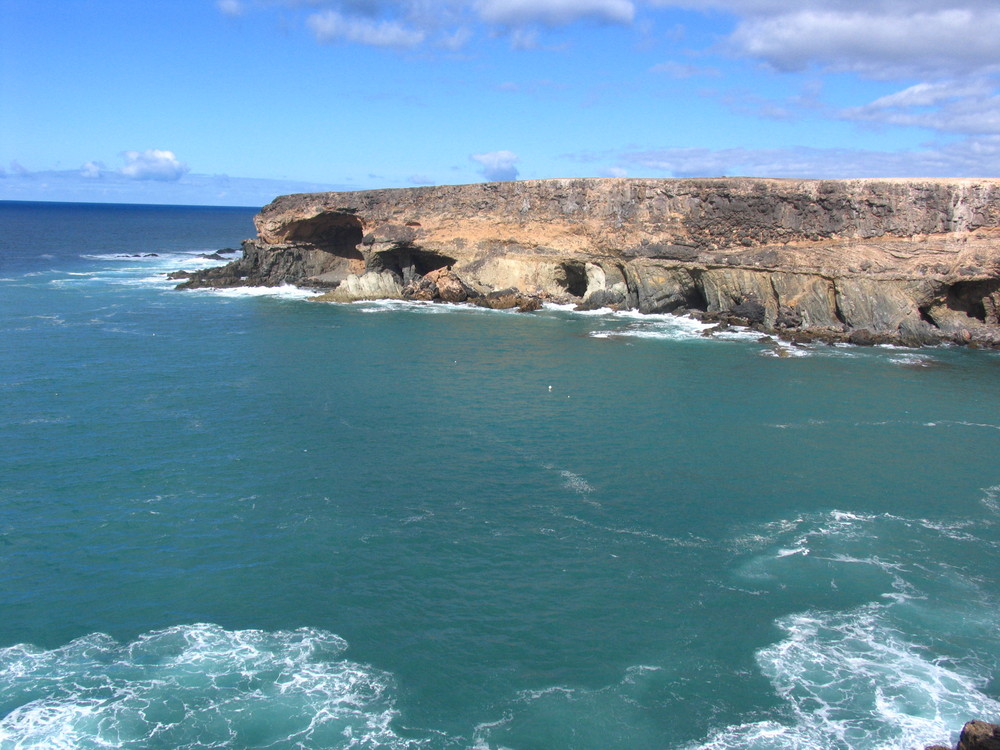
(178, 177, 1000, 345)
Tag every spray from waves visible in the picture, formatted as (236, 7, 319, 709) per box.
(692, 605, 1000, 750)
(0, 624, 434, 749)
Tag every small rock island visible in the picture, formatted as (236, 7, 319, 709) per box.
(176, 177, 1000, 346)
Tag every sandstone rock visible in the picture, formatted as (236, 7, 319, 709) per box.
(312, 270, 403, 302)
(472, 290, 542, 312)
(624, 262, 700, 313)
(423, 267, 472, 303)
(176, 177, 1000, 346)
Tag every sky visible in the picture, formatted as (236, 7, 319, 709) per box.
(2, 0, 1000, 206)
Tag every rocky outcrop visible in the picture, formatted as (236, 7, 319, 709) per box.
(176, 177, 1000, 346)
(927, 720, 1000, 750)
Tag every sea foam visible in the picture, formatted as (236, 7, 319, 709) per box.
(0, 624, 427, 749)
(692, 604, 1000, 750)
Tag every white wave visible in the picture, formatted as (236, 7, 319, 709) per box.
(559, 469, 594, 495)
(690, 604, 1000, 750)
(351, 299, 468, 314)
(348, 299, 524, 316)
(775, 546, 808, 558)
(736, 509, 988, 557)
(982, 485, 1000, 515)
(730, 508, 996, 595)
(557, 512, 708, 548)
(759, 341, 814, 358)
(924, 420, 1000, 432)
(186, 284, 321, 300)
(585, 315, 717, 343)
(0, 624, 429, 749)
(80, 250, 237, 263)
(889, 353, 942, 367)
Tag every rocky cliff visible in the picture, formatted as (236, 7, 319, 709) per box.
(176, 177, 1000, 346)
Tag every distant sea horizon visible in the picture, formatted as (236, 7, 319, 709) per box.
(0, 197, 263, 210)
(1, 200, 998, 750)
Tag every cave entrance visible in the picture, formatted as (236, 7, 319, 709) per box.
(374, 246, 457, 284)
(557, 261, 588, 298)
(943, 280, 1000, 323)
(285, 213, 364, 260)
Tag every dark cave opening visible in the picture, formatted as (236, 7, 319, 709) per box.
(373, 246, 457, 283)
(558, 261, 589, 298)
(284, 213, 365, 260)
(943, 280, 1000, 323)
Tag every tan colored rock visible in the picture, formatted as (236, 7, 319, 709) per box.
(312, 270, 403, 302)
(179, 177, 1000, 345)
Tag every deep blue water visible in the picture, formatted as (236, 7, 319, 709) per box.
(1, 200, 999, 749)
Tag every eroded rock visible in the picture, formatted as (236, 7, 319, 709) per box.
(176, 177, 1000, 346)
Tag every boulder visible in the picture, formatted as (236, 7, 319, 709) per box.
(959, 721, 1000, 750)
(312, 270, 404, 302)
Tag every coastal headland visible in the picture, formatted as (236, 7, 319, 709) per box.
(176, 177, 1000, 346)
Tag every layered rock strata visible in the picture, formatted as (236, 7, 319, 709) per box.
(176, 178, 1000, 346)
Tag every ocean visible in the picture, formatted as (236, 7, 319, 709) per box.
(1, 200, 998, 750)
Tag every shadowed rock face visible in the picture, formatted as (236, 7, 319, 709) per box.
(177, 177, 1000, 346)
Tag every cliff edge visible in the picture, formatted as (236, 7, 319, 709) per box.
(177, 177, 1000, 346)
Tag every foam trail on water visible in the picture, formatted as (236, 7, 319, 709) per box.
(692, 605, 1000, 750)
(712, 509, 1000, 750)
(0, 624, 431, 749)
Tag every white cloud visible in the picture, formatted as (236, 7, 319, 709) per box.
(476, 0, 635, 26)
(120, 149, 190, 181)
(235, 0, 639, 51)
(0, 167, 355, 207)
(80, 161, 104, 178)
(725, 7, 1000, 78)
(216, 0, 245, 17)
(842, 80, 1000, 135)
(471, 150, 520, 180)
(615, 137, 1000, 178)
(307, 9, 425, 47)
(642, 1, 1000, 79)
(862, 80, 994, 109)
(649, 61, 720, 78)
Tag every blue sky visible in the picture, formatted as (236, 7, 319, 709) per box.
(3, 0, 999, 206)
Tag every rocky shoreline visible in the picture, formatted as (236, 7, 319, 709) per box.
(174, 178, 1000, 348)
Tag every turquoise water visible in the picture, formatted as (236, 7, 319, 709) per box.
(1, 200, 999, 749)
